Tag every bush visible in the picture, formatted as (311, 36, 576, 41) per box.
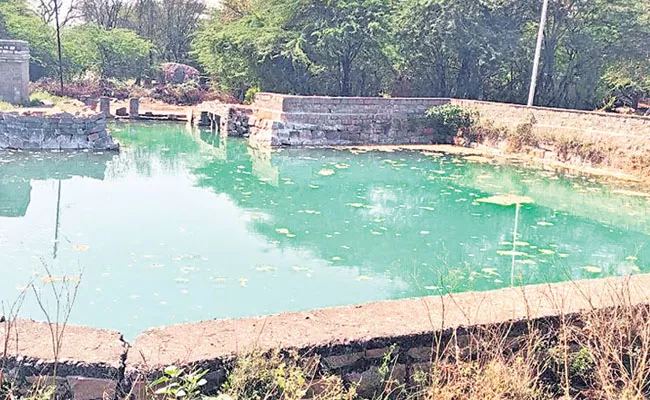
(31, 78, 133, 100)
(425, 104, 477, 139)
(244, 86, 261, 105)
(149, 82, 222, 105)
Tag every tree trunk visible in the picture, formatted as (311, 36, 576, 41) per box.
(340, 54, 351, 96)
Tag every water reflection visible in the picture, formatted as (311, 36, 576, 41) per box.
(0, 122, 648, 338)
(0, 151, 113, 217)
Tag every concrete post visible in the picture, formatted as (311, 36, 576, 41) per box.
(129, 98, 140, 119)
(99, 96, 111, 117)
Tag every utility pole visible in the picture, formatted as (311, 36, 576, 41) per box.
(53, 0, 64, 92)
(527, 0, 549, 107)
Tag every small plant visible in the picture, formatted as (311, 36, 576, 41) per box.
(0, 101, 17, 111)
(150, 365, 209, 399)
(425, 104, 478, 140)
(222, 350, 349, 400)
(244, 86, 261, 105)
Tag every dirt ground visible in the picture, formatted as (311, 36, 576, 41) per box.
(111, 97, 193, 116)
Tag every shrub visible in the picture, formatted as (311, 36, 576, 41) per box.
(425, 104, 478, 140)
(222, 350, 349, 400)
(31, 78, 132, 100)
(149, 82, 222, 105)
(244, 86, 261, 105)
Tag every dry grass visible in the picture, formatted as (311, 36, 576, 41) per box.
(208, 282, 650, 400)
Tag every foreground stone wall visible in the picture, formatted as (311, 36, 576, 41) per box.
(0, 111, 118, 150)
(0, 40, 29, 105)
(3, 274, 650, 399)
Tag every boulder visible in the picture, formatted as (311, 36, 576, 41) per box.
(158, 62, 200, 85)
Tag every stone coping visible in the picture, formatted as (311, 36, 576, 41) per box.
(451, 98, 650, 121)
(1, 320, 126, 377)
(252, 92, 650, 122)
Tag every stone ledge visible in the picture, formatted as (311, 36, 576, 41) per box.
(0, 111, 118, 151)
(0, 319, 127, 378)
(126, 274, 650, 371)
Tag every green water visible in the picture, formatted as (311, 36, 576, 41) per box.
(1, 122, 649, 339)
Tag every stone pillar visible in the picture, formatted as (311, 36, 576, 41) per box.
(0, 40, 30, 105)
(99, 96, 111, 117)
(198, 111, 210, 127)
(129, 98, 140, 119)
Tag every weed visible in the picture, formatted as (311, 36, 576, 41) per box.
(221, 350, 350, 400)
(150, 365, 209, 399)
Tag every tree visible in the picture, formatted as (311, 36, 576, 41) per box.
(194, 0, 390, 97)
(196, 0, 650, 108)
(294, 0, 390, 96)
(79, 0, 126, 28)
(35, 0, 79, 27)
(160, 0, 205, 62)
(62, 24, 153, 79)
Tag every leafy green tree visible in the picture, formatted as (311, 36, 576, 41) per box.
(194, 0, 650, 109)
(294, 0, 390, 96)
(62, 24, 153, 79)
(391, 0, 536, 101)
(194, 0, 391, 97)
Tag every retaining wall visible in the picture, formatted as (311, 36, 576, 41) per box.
(451, 99, 650, 141)
(212, 93, 650, 157)
(0, 111, 118, 150)
(247, 93, 451, 146)
(3, 274, 650, 399)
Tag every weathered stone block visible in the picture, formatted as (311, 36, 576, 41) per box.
(407, 347, 433, 361)
(323, 352, 364, 369)
(344, 364, 406, 398)
(26, 375, 69, 396)
(365, 346, 396, 359)
(66, 376, 117, 400)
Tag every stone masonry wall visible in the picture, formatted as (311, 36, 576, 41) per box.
(452, 99, 650, 173)
(451, 99, 650, 140)
(236, 93, 650, 153)
(0, 111, 118, 150)
(0, 40, 30, 105)
(247, 93, 451, 146)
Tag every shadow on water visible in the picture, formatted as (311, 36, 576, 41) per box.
(0, 151, 114, 217)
